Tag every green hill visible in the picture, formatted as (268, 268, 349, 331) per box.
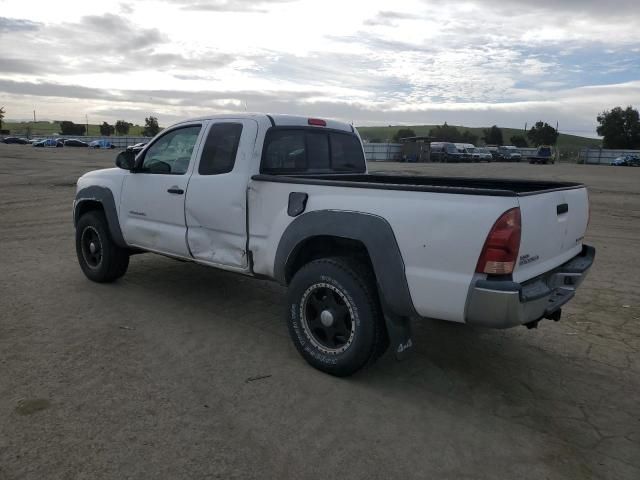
(3, 121, 145, 136)
(356, 124, 601, 155)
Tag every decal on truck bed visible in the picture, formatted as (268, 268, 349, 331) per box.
(519, 254, 539, 266)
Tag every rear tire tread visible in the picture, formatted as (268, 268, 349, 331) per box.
(288, 256, 389, 376)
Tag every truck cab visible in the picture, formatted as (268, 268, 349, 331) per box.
(528, 145, 555, 164)
(497, 145, 522, 162)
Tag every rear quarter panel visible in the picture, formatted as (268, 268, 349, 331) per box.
(248, 180, 518, 322)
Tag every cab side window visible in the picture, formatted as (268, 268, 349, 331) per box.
(198, 123, 243, 175)
(140, 125, 201, 174)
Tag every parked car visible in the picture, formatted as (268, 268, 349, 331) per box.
(2, 137, 30, 145)
(528, 146, 555, 164)
(486, 145, 501, 161)
(430, 142, 464, 162)
(497, 146, 522, 162)
(33, 138, 64, 148)
(89, 139, 115, 149)
(73, 113, 595, 376)
(126, 142, 147, 154)
(454, 143, 475, 161)
(464, 147, 493, 162)
(64, 139, 89, 147)
(610, 155, 640, 166)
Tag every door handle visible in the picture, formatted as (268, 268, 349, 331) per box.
(167, 187, 184, 195)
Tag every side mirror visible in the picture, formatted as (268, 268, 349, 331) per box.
(115, 150, 136, 170)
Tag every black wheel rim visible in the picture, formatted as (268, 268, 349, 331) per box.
(300, 283, 355, 354)
(81, 226, 103, 269)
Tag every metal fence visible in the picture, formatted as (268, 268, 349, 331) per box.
(363, 143, 402, 162)
(363, 144, 551, 163)
(578, 148, 640, 165)
(30, 135, 151, 148)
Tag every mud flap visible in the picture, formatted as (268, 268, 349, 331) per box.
(384, 312, 413, 361)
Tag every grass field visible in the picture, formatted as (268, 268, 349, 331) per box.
(356, 124, 602, 153)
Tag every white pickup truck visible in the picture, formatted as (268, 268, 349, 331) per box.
(74, 113, 595, 376)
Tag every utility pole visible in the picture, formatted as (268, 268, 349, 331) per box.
(86, 114, 89, 137)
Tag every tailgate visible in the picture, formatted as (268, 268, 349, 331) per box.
(513, 187, 589, 283)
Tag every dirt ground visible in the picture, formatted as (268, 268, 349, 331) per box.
(1, 144, 638, 480)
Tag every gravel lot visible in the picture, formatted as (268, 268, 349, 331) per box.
(1, 144, 638, 480)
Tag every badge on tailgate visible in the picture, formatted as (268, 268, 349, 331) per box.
(519, 253, 540, 266)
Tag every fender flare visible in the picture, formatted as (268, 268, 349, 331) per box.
(74, 186, 127, 248)
(274, 210, 417, 318)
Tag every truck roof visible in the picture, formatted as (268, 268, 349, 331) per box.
(173, 113, 355, 133)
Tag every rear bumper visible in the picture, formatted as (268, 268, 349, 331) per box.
(465, 245, 595, 328)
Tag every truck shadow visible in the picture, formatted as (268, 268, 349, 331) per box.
(116, 254, 628, 472)
(122, 254, 606, 405)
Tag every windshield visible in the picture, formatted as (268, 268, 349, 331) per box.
(445, 144, 458, 153)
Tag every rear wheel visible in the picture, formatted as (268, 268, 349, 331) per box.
(287, 257, 388, 376)
(76, 211, 129, 283)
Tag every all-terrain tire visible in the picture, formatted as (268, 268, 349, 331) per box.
(287, 257, 389, 376)
(76, 211, 129, 283)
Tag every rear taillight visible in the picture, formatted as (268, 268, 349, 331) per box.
(476, 208, 521, 275)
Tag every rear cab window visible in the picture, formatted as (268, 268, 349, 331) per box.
(261, 128, 365, 174)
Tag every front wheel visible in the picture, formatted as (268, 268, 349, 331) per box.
(287, 257, 389, 376)
(76, 211, 129, 283)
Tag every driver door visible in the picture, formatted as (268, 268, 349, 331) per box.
(119, 124, 203, 257)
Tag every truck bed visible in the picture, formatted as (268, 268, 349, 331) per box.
(252, 173, 583, 197)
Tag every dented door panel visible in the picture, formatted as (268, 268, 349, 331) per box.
(185, 119, 259, 271)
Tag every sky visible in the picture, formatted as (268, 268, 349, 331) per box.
(0, 0, 639, 137)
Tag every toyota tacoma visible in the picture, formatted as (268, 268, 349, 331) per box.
(74, 114, 595, 376)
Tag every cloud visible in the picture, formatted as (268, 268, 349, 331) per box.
(364, 11, 413, 27)
(0, 16, 40, 33)
(475, 0, 640, 17)
(0, 0, 638, 136)
(0, 57, 48, 75)
(46, 13, 166, 55)
(165, 0, 295, 12)
(119, 3, 134, 14)
(0, 13, 234, 76)
(0, 78, 324, 108)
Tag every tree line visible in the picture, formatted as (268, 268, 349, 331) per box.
(3, 105, 639, 149)
(391, 121, 559, 147)
(57, 116, 162, 137)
